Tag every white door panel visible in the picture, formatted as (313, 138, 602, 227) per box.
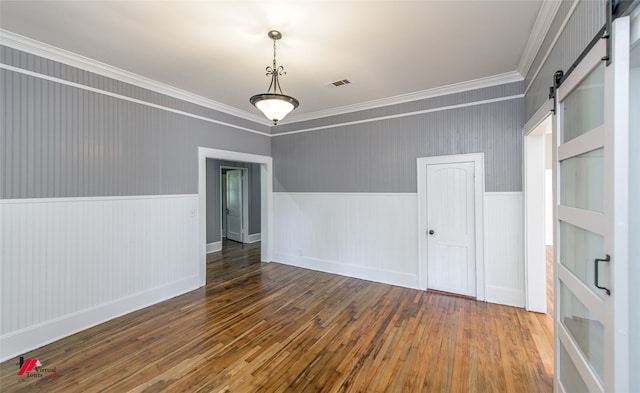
(426, 162, 476, 297)
(226, 169, 243, 242)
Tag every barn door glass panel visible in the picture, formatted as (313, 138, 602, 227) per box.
(559, 281, 604, 382)
(562, 62, 604, 143)
(559, 221, 605, 299)
(560, 148, 604, 212)
(559, 344, 591, 393)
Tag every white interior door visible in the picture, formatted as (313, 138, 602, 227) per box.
(226, 169, 243, 242)
(553, 20, 630, 392)
(426, 161, 476, 297)
(221, 170, 227, 236)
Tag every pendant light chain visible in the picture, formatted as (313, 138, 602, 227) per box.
(269, 37, 285, 94)
(273, 38, 277, 69)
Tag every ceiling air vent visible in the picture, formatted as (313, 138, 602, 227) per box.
(329, 79, 351, 87)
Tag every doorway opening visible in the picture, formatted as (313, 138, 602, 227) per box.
(204, 159, 262, 254)
(524, 114, 553, 314)
(197, 147, 273, 287)
(208, 160, 262, 285)
(220, 166, 249, 244)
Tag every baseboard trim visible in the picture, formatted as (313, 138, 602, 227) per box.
(206, 241, 222, 254)
(485, 285, 525, 308)
(247, 233, 261, 243)
(274, 253, 419, 290)
(0, 275, 199, 362)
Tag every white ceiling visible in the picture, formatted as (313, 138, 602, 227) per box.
(0, 1, 547, 124)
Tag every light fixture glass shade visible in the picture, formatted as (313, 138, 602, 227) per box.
(250, 93, 299, 124)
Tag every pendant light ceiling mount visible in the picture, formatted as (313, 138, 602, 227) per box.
(267, 29, 282, 40)
(250, 30, 299, 125)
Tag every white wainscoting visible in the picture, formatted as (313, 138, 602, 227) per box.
(274, 192, 525, 308)
(484, 192, 525, 307)
(274, 193, 420, 289)
(0, 194, 200, 361)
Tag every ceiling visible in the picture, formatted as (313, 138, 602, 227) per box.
(0, 1, 547, 125)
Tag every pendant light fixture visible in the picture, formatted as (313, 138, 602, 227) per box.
(250, 30, 299, 125)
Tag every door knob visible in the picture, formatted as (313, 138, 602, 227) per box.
(428, 230, 435, 235)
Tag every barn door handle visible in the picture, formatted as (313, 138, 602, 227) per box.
(594, 254, 611, 296)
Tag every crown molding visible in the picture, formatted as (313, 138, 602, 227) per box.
(517, 0, 563, 78)
(0, 29, 270, 126)
(280, 71, 523, 125)
(523, 0, 580, 96)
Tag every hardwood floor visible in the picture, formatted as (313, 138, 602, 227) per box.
(1, 241, 554, 392)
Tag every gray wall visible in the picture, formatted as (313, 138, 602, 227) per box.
(524, 0, 605, 122)
(206, 159, 261, 244)
(274, 81, 523, 135)
(1, 46, 271, 199)
(273, 83, 524, 193)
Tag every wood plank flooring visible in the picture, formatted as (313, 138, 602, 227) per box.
(0, 240, 554, 392)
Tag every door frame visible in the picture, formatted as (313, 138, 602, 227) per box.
(220, 166, 250, 244)
(417, 153, 485, 300)
(523, 112, 553, 313)
(198, 147, 273, 287)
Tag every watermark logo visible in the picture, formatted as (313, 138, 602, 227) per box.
(16, 356, 59, 381)
(17, 358, 41, 376)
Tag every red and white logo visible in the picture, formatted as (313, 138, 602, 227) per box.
(17, 358, 41, 376)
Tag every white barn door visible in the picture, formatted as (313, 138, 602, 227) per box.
(553, 19, 630, 392)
